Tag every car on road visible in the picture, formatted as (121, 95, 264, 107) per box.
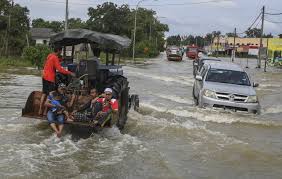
(186, 45, 199, 60)
(192, 62, 260, 114)
(166, 46, 183, 61)
(193, 58, 221, 77)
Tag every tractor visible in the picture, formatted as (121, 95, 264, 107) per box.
(22, 29, 139, 130)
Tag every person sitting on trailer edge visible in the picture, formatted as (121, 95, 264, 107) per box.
(92, 88, 118, 127)
(45, 91, 69, 137)
(38, 45, 75, 115)
(71, 88, 101, 122)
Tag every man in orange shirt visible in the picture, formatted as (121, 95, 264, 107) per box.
(38, 46, 75, 115)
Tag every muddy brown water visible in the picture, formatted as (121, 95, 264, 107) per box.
(1, 54, 282, 179)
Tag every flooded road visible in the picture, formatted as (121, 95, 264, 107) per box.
(1, 53, 282, 178)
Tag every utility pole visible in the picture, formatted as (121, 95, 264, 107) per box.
(26, 34, 30, 48)
(216, 35, 219, 58)
(232, 28, 236, 62)
(149, 21, 152, 41)
(65, 0, 69, 30)
(210, 35, 213, 53)
(5, 0, 13, 57)
(258, 6, 265, 68)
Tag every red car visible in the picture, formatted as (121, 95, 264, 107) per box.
(186, 45, 199, 60)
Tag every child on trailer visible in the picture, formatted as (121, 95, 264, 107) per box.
(50, 92, 74, 122)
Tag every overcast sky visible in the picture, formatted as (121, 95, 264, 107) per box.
(14, 0, 282, 36)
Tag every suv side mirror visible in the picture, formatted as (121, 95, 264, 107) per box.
(195, 75, 203, 81)
(253, 83, 259, 87)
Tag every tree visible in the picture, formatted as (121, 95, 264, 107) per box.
(166, 35, 181, 46)
(212, 31, 221, 37)
(245, 28, 261, 38)
(226, 32, 238, 37)
(87, 2, 131, 36)
(205, 33, 213, 45)
(32, 18, 63, 32)
(32, 18, 48, 28)
(48, 21, 63, 32)
(86, 2, 168, 57)
(68, 18, 86, 29)
(0, 0, 30, 56)
(263, 33, 273, 38)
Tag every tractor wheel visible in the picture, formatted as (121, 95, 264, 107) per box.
(107, 76, 129, 130)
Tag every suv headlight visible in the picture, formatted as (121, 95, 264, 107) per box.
(203, 89, 217, 99)
(246, 95, 258, 103)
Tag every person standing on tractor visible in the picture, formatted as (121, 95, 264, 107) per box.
(38, 45, 75, 115)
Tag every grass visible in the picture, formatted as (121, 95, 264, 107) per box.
(0, 57, 32, 68)
(0, 57, 40, 75)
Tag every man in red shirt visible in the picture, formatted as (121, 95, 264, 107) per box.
(38, 46, 75, 115)
(93, 88, 118, 127)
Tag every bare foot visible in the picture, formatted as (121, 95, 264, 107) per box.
(56, 132, 61, 138)
(66, 118, 74, 122)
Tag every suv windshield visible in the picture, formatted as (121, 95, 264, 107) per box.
(205, 68, 251, 86)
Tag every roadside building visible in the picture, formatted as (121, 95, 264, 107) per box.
(267, 38, 282, 63)
(211, 37, 269, 57)
(30, 28, 54, 45)
(210, 36, 227, 54)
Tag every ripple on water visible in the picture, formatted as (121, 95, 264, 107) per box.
(138, 102, 282, 128)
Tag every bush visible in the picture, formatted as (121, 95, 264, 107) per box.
(135, 40, 159, 58)
(22, 45, 52, 69)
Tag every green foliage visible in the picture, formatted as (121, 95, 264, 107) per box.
(0, 56, 31, 67)
(87, 2, 168, 57)
(0, 0, 30, 56)
(167, 35, 181, 46)
(32, 18, 63, 32)
(226, 32, 238, 37)
(87, 2, 131, 36)
(245, 28, 261, 38)
(169, 35, 208, 48)
(32, 18, 87, 32)
(22, 45, 52, 69)
(244, 28, 273, 38)
(135, 40, 158, 58)
(2, 1, 169, 59)
(68, 18, 86, 29)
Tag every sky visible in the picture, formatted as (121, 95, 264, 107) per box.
(14, 0, 282, 37)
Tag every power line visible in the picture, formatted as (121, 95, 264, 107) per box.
(247, 12, 262, 30)
(265, 19, 282, 24)
(265, 12, 282, 15)
(236, 11, 262, 35)
(254, 16, 262, 28)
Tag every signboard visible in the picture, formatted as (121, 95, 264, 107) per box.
(259, 47, 267, 59)
(248, 48, 259, 56)
(268, 39, 282, 51)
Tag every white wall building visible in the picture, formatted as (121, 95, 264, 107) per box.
(30, 28, 54, 45)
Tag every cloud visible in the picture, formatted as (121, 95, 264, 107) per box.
(13, 0, 282, 36)
(206, 1, 237, 8)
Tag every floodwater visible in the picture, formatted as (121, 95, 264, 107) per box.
(1, 53, 282, 179)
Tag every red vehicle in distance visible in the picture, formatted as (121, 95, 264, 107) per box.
(186, 45, 199, 60)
